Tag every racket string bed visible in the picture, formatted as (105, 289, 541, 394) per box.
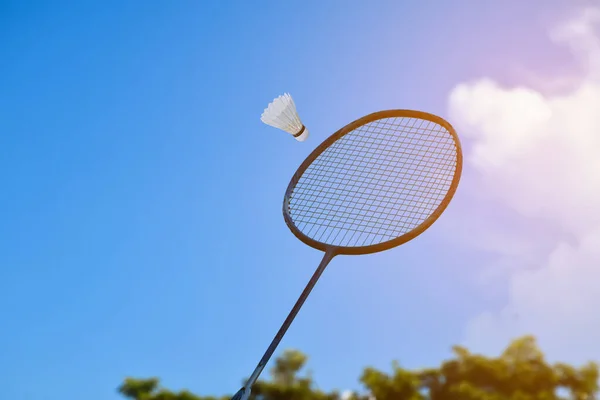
(288, 117, 458, 248)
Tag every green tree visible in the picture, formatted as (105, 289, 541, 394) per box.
(360, 336, 598, 400)
(250, 349, 339, 400)
(118, 377, 228, 400)
(118, 336, 599, 400)
(118, 350, 338, 400)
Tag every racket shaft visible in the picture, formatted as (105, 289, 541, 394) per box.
(243, 250, 335, 389)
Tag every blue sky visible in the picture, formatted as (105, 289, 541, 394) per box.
(0, 1, 584, 399)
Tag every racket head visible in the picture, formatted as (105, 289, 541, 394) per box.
(282, 109, 463, 256)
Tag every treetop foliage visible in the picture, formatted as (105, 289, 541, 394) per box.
(118, 336, 598, 400)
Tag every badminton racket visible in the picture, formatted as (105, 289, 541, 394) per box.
(231, 109, 463, 400)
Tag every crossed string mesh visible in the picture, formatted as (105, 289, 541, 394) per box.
(287, 117, 459, 248)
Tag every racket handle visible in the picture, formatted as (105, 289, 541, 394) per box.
(230, 387, 251, 400)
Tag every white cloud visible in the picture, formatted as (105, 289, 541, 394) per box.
(447, 7, 600, 361)
(464, 227, 600, 362)
(449, 75, 600, 235)
(551, 7, 600, 78)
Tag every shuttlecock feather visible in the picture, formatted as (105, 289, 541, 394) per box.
(260, 93, 309, 142)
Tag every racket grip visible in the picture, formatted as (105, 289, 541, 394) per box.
(231, 387, 251, 400)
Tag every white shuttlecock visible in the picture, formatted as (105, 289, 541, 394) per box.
(260, 93, 309, 142)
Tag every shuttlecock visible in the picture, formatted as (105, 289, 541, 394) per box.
(260, 93, 309, 142)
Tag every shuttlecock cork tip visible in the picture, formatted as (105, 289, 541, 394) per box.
(293, 125, 309, 142)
